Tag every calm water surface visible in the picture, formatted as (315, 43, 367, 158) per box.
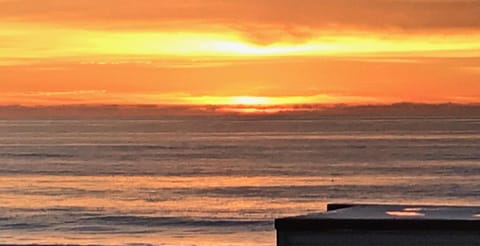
(0, 117, 479, 245)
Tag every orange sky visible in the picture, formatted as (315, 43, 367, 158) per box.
(1, 0, 479, 107)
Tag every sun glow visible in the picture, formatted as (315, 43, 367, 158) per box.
(176, 94, 380, 107)
(181, 95, 316, 106)
(229, 96, 272, 105)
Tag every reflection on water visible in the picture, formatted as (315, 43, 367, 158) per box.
(386, 210, 425, 217)
(0, 118, 479, 245)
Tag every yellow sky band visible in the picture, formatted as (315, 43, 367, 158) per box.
(2, 23, 480, 60)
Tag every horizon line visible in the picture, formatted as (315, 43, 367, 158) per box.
(1, 102, 480, 119)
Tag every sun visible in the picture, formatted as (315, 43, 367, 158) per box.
(229, 96, 273, 105)
(178, 95, 329, 106)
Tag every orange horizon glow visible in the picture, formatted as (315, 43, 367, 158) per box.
(1, 0, 480, 108)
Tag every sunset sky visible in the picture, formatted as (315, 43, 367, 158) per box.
(1, 0, 480, 107)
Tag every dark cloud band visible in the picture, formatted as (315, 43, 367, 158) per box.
(1, 0, 479, 31)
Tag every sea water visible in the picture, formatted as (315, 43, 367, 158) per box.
(0, 117, 479, 245)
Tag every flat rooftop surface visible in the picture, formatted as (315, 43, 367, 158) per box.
(275, 204, 480, 231)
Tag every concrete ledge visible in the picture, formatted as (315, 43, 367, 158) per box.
(275, 203, 480, 246)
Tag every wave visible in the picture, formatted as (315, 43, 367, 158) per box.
(82, 215, 271, 228)
(0, 222, 49, 230)
(0, 153, 74, 158)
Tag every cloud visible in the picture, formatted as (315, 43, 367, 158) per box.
(0, 90, 109, 105)
(22, 90, 107, 96)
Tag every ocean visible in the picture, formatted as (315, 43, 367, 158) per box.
(0, 117, 479, 245)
